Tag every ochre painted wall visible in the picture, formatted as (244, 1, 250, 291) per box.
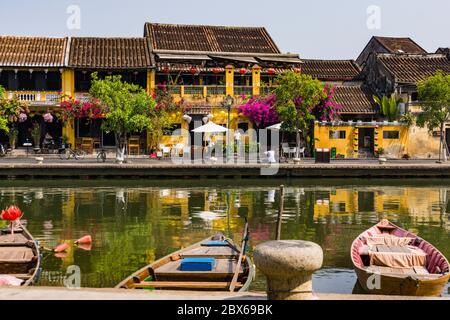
(61, 69, 75, 147)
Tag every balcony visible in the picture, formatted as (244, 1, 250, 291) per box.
(7, 91, 61, 106)
(234, 86, 253, 96)
(74, 92, 91, 103)
(168, 85, 227, 98)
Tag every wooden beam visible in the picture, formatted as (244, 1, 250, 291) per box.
(130, 281, 243, 290)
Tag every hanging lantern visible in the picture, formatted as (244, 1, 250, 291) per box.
(293, 67, 301, 73)
(212, 67, 221, 74)
(182, 114, 192, 124)
(190, 66, 199, 75)
(267, 68, 276, 75)
(202, 116, 209, 124)
(239, 68, 248, 75)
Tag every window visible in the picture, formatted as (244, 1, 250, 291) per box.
(411, 92, 419, 102)
(383, 130, 399, 139)
(329, 130, 346, 139)
(238, 122, 249, 132)
(163, 123, 182, 135)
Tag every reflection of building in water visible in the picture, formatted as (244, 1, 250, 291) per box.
(313, 187, 448, 226)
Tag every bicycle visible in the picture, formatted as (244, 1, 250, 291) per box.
(97, 148, 107, 163)
(59, 147, 86, 160)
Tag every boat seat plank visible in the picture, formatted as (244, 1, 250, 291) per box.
(0, 234, 29, 246)
(180, 246, 238, 258)
(154, 258, 243, 278)
(0, 247, 34, 263)
(130, 281, 243, 289)
(0, 273, 32, 280)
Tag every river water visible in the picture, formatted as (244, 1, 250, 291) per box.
(0, 179, 449, 295)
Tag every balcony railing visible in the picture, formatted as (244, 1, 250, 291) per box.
(234, 86, 253, 96)
(8, 91, 61, 105)
(74, 92, 91, 103)
(167, 85, 226, 97)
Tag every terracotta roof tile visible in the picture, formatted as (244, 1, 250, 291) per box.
(301, 59, 361, 81)
(374, 36, 427, 54)
(333, 85, 378, 114)
(0, 36, 67, 67)
(144, 23, 280, 54)
(378, 53, 450, 83)
(69, 37, 152, 69)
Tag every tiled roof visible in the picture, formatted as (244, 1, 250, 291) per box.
(374, 36, 427, 54)
(333, 85, 378, 114)
(68, 37, 153, 69)
(0, 36, 68, 67)
(378, 54, 450, 83)
(301, 59, 361, 81)
(144, 23, 280, 54)
(436, 47, 450, 54)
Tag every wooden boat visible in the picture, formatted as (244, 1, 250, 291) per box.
(351, 219, 450, 296)
(0, 222, 41, 286)
(116, 232, 255, 291)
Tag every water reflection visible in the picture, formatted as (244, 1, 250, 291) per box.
(0, 180, 448, 295)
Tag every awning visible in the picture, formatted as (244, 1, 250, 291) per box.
(156, 53, 212, 61)
(257, 56, 302, 64)
(209, 55, 259, 64)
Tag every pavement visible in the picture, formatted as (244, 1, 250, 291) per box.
(0, 286, 447, 300)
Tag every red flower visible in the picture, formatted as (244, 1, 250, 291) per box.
(0, 206, 23, 221)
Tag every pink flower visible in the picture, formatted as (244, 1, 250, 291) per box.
(43, 112, 53, 123)
(18, 113, 27, 123)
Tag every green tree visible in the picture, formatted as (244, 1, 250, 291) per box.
(275, 72, 326, 158)
(0, 85, 29, 145)
(373, 94, 402, 122)
(88, 73, 172, 161)
(416, 71, 450, 162)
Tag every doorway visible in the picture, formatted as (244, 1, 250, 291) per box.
(358, 127, 374, 157)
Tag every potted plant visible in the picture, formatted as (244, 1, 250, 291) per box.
(30, 123, 41, 151)
(61, 134, 69, 149)
(377, 147, 387, 164)
(8, 127, 18, 150)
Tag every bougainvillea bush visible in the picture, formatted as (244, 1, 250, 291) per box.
(60, 97, 103, 121)
(238, 94, 279, 129)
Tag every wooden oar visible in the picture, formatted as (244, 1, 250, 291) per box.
(229, 219, 249, 292)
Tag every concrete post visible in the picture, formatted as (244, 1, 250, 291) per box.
(253, 240, 323, 300)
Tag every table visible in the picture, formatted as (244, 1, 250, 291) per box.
(23, 143, 32, 157)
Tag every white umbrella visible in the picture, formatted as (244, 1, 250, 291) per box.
(266, 122, 283, 130)
(192, 121, 228, 133)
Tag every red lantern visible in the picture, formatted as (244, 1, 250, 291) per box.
(212, 67, 221, 74)
(239, 68, 248, 75)
(293, 67, 301, 73)
(267, 68, 276, 75)
(189, 67, 199, 75)
(162, 66, 170, 74)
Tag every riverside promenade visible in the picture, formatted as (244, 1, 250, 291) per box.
(0, 286, 448, 300)
(1, 157, 450, 179)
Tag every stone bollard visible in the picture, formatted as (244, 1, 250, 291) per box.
(253, 240, 323, 300)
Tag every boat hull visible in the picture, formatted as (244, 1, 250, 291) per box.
(354, 266, 450, 296)
(351, 220, 450, 297)
(116, 235, 255, 292)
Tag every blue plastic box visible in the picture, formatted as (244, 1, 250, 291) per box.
(180, 257, 216, 271)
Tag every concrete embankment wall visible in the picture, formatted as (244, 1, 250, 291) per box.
(2, 163, 450, 178)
